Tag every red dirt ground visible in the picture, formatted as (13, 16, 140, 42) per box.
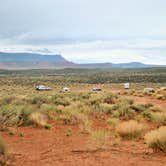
(1, 96, 166, 166)
(132, 96, 166, 109)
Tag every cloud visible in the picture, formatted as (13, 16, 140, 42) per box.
(1, 0, 166, 44)
(0, 0, 166, 64)
(0, 39, 166, 65)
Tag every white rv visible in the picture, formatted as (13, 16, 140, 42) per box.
(36, 85, 51, 91)
(124, 83, 130, 89)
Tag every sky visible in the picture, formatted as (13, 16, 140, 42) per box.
(0, 0, 166, 64)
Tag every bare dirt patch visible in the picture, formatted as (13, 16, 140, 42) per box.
(1, 118, 166, 166)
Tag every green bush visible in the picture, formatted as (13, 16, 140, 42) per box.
(44, 124, 52, 130)
(112, 111, 120, 118)
(131, 104, 147, 112)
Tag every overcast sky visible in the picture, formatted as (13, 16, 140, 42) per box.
(0, 0, 166, 64)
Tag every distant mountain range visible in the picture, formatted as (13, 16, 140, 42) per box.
(0, 52, 75, 69)
(0, 52, 165, 69)
(78, 62, 158, 69)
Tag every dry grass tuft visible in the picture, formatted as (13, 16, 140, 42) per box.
(116, 120, 145, 139)
(90, 130, 109, 150)
(28, 112, 48, 127)
(150, 112, 166, 126)
(79, 115, 92, 134)
(144, 126, 166, 153)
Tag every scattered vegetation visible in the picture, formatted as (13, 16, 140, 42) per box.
(0, 68, 165, 84)
(0, 68, 165, 158)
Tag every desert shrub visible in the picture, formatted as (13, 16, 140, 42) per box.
(144, 103, 154, 108)
(119, 98, 134, 105)
(28, 95, 49, 105)
(0, 96, 16, 105)
(20, 106, 35, 125)
(142, 110, 153, 119)
(19, 133, 24, 137)
(79, 116, 92, 134)
(79, 105, 92, 114)
(112, 111, 120, 118)
(99, 103, 114, 114)
(40, 104, 62, 114)
(144, 126, 166, 153)
(149, 107, 163, 113)
(118, 106, 135, 119)
(89, 94, 103, 106)
(53, 97, 70, 106)
(62, 99, 92, 114)
(131, 104, 147, 112)
(90, 130, 109, 150)
(64, 129, 72, 137)
(28, 112, 48, 127)
(150, 112, 166, 126)
(110, 98, 135, 119)
(0, 137, 7, 156)
(40, 104, 55, 112)
(8, 129, 16, 136)
(115, 100, 135, 119)
(125, 90, 135, 95)
(60, 106, 84, 125)
(134, 114, 145, 122)
(142, 107, 166, 125)
(106, 118, 119, 128)
(44, 124, 52, 130)
(156, 94, 166, 100)
(60, 114, 78, 125)
(75, 92, 91, 100)
(103, 93, 117, 104)
(116, 120, 145, 139)
(0, 105, 34, 126)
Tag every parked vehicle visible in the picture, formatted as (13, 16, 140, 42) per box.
(35, 85, 51, 91)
